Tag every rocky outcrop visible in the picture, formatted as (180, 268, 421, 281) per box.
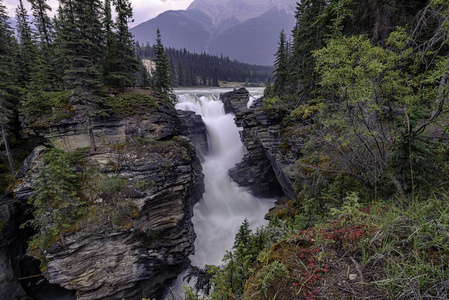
(177, 110, 209, 160)
(12, 96, 205, 300)
(221, 88, 302, 199)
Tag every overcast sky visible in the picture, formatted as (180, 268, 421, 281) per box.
(5, 0, 195, 26)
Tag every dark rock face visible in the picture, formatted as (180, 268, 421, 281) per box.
(177, 110, 209, 160)
(0, 199, 29, 300)
(11, 99, 205, 300)
(221, 89, 301, 199)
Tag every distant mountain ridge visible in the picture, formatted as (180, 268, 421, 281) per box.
(187, 0, 295, 26)
(130, 0, 296, 65)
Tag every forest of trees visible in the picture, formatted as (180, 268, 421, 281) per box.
(136, 43, 273, 87)
(266, 0, 449, 206)
(0, 0, 174, 179)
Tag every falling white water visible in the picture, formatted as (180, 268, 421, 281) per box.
(174, 87, 275, 268)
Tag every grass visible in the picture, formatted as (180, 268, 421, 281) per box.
(242, 194, 449, 300)
(102, 91, 159, 117)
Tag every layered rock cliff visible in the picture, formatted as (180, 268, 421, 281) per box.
(221, 88, 302, 199)
(8, 91, 205, 300)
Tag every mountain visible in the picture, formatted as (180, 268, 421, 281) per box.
(130, 0, 296, 66)
(187, 0, 295, 26)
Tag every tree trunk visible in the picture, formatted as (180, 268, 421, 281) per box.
(0, 123, 14, 177)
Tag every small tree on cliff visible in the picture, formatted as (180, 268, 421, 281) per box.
(28, 148, 83, 250)
(153, 28, 172, 97)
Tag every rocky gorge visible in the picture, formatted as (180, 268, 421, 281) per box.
(0, 88, 298, 299)
(222, 88, 303, 200)
(1, 91, 206, 300)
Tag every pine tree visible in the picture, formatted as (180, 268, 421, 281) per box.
(102, 0, 117, 87)
(28, 0, 60, 90)
(15, 0, 36, 88)
(56, 0, 104, 97)
(290, 0, 329, 98)
(103, 0, 139, 90)
(29, 148, 82, 248)
(29, 0, 53, 46)
(0, 0, 18, 176)
(153, 28, 172, 96)
(272, 29, 289, 96)
(233, 218, 252, 253)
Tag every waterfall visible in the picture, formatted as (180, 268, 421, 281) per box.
(174, 88, 275, 271)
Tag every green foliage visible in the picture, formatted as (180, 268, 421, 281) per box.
(136, 45, 272, 88)
(103, 0, 139, 90)
(329, 191, 362, 222)
(272, 29, 290, 97)
(56, 0, 104, 93)
(153, 29, 172, 97)
(291, 28, 449, 211)
(26, 147, 83, 253)
(24, 146, 138, 266)
(254, 261, 289, 297)
(22, 90, 73, 127)
(103, 92, 159, 117)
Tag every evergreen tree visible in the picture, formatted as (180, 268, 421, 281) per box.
(212, 66, 219, 87)
(153, 28, 172, 96)
(0, 0, 18, 176)
(56, 0, 104, 97)
(102, 0, 117, 87)
(290, 0, 328, 98)
(15, 0, 36, 88)
(103, 0, 138, 90)
(28, 148, 82, 248)
(29, 0, 60, 90)
(29, 0, 53, 46)
(272, 29, 289, 96)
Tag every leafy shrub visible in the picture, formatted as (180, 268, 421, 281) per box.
(254, 261, 289, 297)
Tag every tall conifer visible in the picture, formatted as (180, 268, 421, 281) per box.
(153, 29, 172, 96)
(15, 0, 36, 88)
(273, 29, 289, 96)
(56, 0, 104, 96)
(29, 0, 60, 90)
(103, 0, 138, 90)
(0, 0, 18, 176)
(113, 0, 138, 89)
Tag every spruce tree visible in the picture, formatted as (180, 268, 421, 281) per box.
(290, 0, 329, 99)
(56, 0, 104, 97)
(29, 0, 53, 46)
(15, 0, 36, 88)
(28, 0, 60, 90)
(0, 0, 18, 176)
(112, 0, 139, 89)
(103, 0, 139, 90)
(102, 0, 116, 87)
(272, 29, 289, 97)
(153, 28, 172, 96)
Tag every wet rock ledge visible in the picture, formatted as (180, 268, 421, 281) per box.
(221, 88, 302, 199)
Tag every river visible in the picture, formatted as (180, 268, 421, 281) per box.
(169, 87, 275, 295)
